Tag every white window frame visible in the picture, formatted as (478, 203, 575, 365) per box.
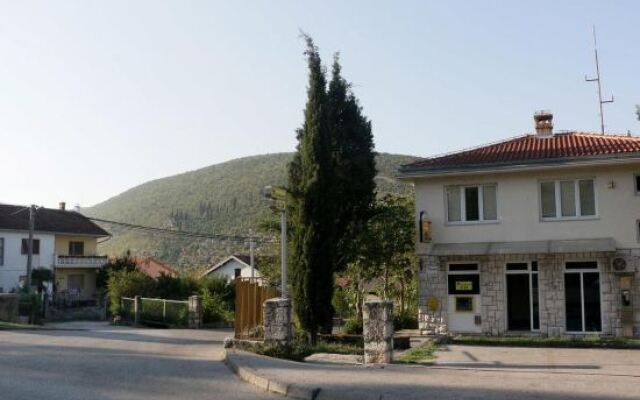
(539, 179, 598, 221)
(504, 262, 540, 332)
(563, 261, 602, 334)
(445, 184, 498, 225)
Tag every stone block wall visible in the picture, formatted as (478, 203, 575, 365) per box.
(0, 293, 19, 322)
(418, 251, 638, 337)
(363, 300, 394, 363)
(263, 297, 292, 346)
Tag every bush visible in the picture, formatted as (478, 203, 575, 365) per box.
(18, 290, 42, 324)
(394, 314, 418, 330)
(107, 270, 156, 315)
(343, 317, 363, 334)
(200, 287, 233, 323)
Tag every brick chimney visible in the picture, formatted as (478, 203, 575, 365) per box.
(59, 201, 66, 211)
(534, 111, 553, 137)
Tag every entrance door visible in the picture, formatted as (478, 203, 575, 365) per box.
(447, 263, 481, 333)
(507, 274, 531, 330)
(564, 261, 601, 332)
(505, 262, 540, 332)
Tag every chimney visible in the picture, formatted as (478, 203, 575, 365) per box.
(534, 111, 553, 137)
(59, 202, 66, 211)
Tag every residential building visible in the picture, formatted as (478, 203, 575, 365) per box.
(0, 203, 110, 301)
(133, 256, 178, 278)
(201, 254, 261, 281)
(399, 112, 640, 337)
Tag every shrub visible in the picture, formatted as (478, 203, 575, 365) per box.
(18, 290, 42, 324)
(107, 270, 156, 315)
(394, 314, 418, 330)
(343, 317, 363, 334)
(200, 287, 233, 323)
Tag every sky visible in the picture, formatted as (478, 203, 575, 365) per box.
(1, 1, 639, 208)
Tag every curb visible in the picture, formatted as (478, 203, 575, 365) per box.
(223, 349, 322, 400)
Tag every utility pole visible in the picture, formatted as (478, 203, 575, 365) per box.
(26, 204, 36, 290)
(585, 25, 614, 135)
(262, 186, 288, 298)
(249, 230, 255, 278)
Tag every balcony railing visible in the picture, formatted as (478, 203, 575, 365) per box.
(55, 255, 109, 268)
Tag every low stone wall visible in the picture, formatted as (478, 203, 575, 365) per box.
(0, 293, 19, 322)
(45, 304, 106, 322)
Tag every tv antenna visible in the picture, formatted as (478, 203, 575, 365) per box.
(585, 25, 614, 135)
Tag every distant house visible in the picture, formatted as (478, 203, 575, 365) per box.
(133, 256, 177, 279)
(0, 202, 110, 301)
(201, 254, 261, 281)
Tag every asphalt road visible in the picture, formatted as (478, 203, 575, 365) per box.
(0, 322, 281, 400)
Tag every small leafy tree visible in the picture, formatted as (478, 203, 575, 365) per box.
(31, 268, 53, 294)
(97, 252, 137, 291)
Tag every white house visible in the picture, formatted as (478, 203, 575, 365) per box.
(0, 203, 110, 301)
(201, 254, 262, 281)
(399, 112, 640, 337)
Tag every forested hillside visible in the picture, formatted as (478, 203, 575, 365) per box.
(85, 152, 417, 269)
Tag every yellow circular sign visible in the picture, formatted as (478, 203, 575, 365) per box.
(426, 297, 440, 312)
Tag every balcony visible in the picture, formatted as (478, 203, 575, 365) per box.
(55, 255, 109, 268)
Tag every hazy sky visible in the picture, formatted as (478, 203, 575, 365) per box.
(1, 1, 638, 208)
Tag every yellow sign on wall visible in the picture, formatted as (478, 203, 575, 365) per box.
(426, 297, 440, 312)
(455, 281, 473, 291)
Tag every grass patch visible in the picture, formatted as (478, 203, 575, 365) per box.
(397, 343, 438, 364)
(450, 335, 640, 349)
(0, 321, 42, 330)
(242, 340, 363, 362)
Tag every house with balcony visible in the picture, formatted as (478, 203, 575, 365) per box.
(399, 112, 640, 337)
(0, 203, 110, 302)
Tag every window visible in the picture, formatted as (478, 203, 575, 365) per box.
(234, 268, 241, 278)
(68, 241, 84, 256)
(0, 238, 4, 266)
(21, 239, 40, 255)
(505, 262, 540, 331)
(635, 175, 640, 194)
(67, 274, 85, 291)
(540, 179, 596, 219)
(446, 184, 497, 223)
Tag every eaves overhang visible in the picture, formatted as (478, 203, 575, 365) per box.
(397, 153, 640, 180)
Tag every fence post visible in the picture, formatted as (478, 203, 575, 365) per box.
(263, 297, 292, 347)
(188, 295, 202, 329)
(134, 296, 142, 326)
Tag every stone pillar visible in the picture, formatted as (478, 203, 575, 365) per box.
(188, 295, 203, 329)
(134, 295, 142, 326)
(363, 300, 394, 364)
(263, 297, 292, 346)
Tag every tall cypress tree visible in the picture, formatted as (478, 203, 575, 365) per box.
(288, 35, 334, 341)
(327, 55, 377, 272)
(289, 37, 377, 340)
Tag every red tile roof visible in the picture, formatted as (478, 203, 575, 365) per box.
(133, 256, 178, 279)
(401, 132, 640, 174)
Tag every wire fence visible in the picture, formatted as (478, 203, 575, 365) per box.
(140, 297, 189, 327)
(120, 297, 135, 324)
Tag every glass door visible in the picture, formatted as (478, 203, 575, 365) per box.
(506, 262, 540, 331)
(564, 262, 601, 332)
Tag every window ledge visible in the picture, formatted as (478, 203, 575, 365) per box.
(445, 220, 500, 226)
(540, 216, 600, 222)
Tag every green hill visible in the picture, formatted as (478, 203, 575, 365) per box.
(85, 152, 418, 269)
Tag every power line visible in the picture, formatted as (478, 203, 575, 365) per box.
(89, 217, 278, 244)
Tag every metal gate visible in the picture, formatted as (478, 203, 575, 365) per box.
(234, 277, 278, 339)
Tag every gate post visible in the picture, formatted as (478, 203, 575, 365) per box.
(134, 296, 142, 326)
(188, 295, 203, 329)
(263, 297, 292, 347)
(363, 300, 394, 364)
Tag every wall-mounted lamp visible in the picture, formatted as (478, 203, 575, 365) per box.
(419, 211, 432, 243)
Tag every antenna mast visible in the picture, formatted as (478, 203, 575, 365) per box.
(585, 25, 614, 135)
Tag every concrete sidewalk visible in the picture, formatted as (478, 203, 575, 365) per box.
(225, 347, 640, 400)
